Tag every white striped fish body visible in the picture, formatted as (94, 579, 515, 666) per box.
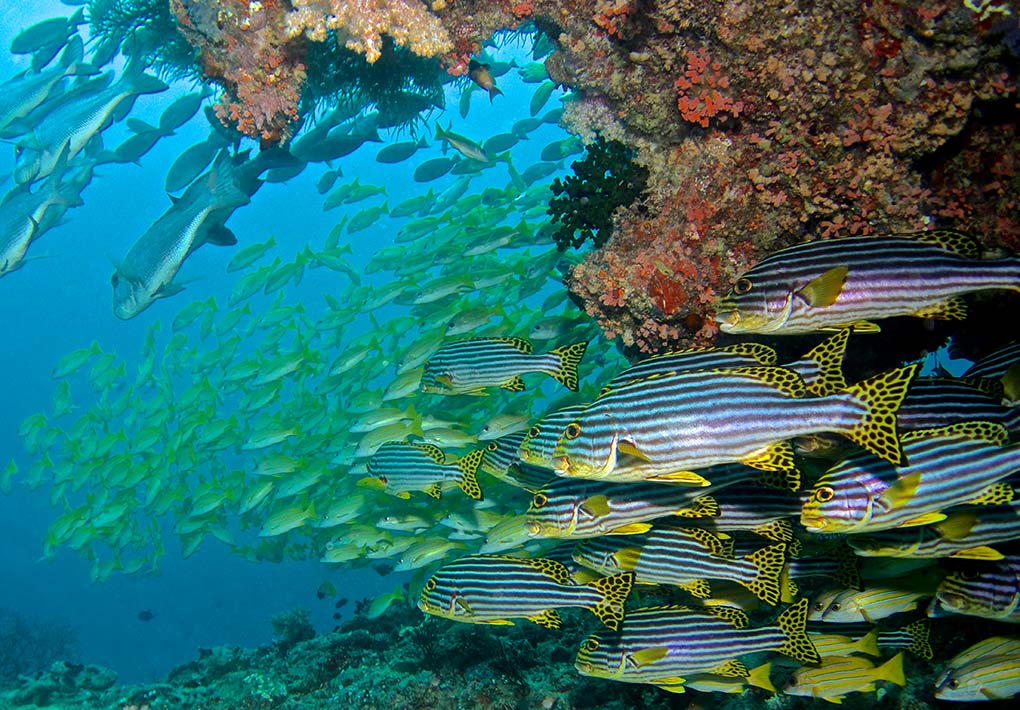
(554, 364, 916, 479)
(715, 231, 1020, 335)
(930, 555, 1020, 622)
(518, 404, 587, 467)
(784, 652, 905, 703)
(367, 441, 483, 500)
(417, 554, 634, 629)
(849, 500, 1020, 560)
(810, 587, 928, 623)
(936, 638, 1020, 701)
(801, 422, 1019, 534)
(525, 469, 753, 540)
(420, 337, 587, 394)
(574, 598, 819, 686)
(573, 526, 787, 605)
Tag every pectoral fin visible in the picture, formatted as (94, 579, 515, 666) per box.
(797, 266, 848, 307)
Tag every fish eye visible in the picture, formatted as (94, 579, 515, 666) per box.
(486, 442, 498, 451)
(948, 679, 959, 689)
(734, 278, 753, 294)
(564, 422, 582, 440)
(829, 602, 841, 612)
(424, 578, 436, 591)
(812, 601, 825, 612)
(110, 273, 119, 286)
(960, 570, 981, 581)
(527, 425, 541, 438)
(814, 486, 835, 503)
(532, 493, 548, 508)
(583, 639, 599, 652)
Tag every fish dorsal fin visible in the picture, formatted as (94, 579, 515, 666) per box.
(910, 229, 982, 259)
(424, 483, 442, 499)
(723, 341, 778, 364)
(796, 266, 849, 308)
(522, 557, 572, 584)
(494, 336, 533, 353)
(629, 647, 670, 667)
(754, 518, 795, 542)
(791, 327, 851, 397)
(903, 420, 1009, 447)
(680, 579, 712, 597)
(900, 618, 933, 660)
(934, 512, 978, 540)
(500, 375, 526, 392)
(677, 495, 718, 518)
(755, 466, 802, 492)
(729, 366, 808, 398)
(742, 441, 798, 474)
(409, 441, 446, 463)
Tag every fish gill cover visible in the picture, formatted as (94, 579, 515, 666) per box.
(2, 0, 1020, 708)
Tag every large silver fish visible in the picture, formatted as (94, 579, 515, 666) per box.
(111, 151, 251, 319)
(14, 62, 166, 185)
(715, 230, 1020, 334)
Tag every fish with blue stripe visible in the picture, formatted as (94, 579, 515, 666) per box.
(552, 363, 917, 483)
(929, 555, 1020, 622)
(574, 598, 819, 692)
(420, 336, 587, 394)
(365, 441, 483, 500)
(801, 421, 1018, 534)
(936, 636, 1020, 701)
(715, 230, 1020, 334)
(417, 553, 634, 629)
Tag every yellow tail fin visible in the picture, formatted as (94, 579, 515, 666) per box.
(845, 363, 919, 464)
(548, 341, 588, 391)
(776, 598, 820, 664)
(454, 448, 485, 500)
(587, 571, 634, 630)
(793, 327, 850, 396)
(874, 652, 906, 687)
(743, 542, 786, 606)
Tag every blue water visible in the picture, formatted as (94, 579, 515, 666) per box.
(0, 3, 569, 683)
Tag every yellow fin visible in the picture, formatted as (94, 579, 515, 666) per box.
(523, 557, 572, 584)
(935, 512, 978, 540)
(777, 598, 821, 664)
(725, 341, 778, 364)
(897, 511, 946, 528)
(845, 363, 919, 465)
(911, 228, 982, 258)
(792, 327, 850, 396)
(654, 682, 686, 694)
(880, 472, 922, 509)
(729, 366, 807, 398)
(608, 522, 652, 535)
(742, 440, 797, 473)
(496, 336, 533, 353)
(455, 448, 485, 500)
(703, 605, 749, 628)
(965, 481, 1014, 506)
(901, 619, 933, 660)
(588, 571, 634, 630)
(548, 341, 587, 392)
(680, 579, 712, 598)
(709, 659, 749, 677)
(678, 526, 732, 556)
(617, 440, 652, 462)
(500, 375, 526, 392)
(797, 266, 849, 307)
(612, 547, 642, 571)
(527, 609, 560, 628)
(424, 484, 442, 499)
(754, 467, 802, 491)
(949, 545, 1004, 561)
(855, 627, 881, 657)
(477, 618, 515, 626)
(630, 647, 670, 666)
(747, 661, 775, 692)
(913, 297, 967, 321)
(580, 495, 611, 517)
(875, 652, 906, 687)
(677, 495, 718, 518)
(902, 420, 1009, 446)
(744, 542, 786, 606)
(646, 469, 710, 486)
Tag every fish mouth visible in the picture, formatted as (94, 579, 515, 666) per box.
(798, 514, 828, 531)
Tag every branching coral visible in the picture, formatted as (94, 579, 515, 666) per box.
(285, 0, 452, 63)
(547, 136, 649, 250)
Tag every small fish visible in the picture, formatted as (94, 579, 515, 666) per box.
(136, 609, 155, 622)
(809, 586, 929, 624)
(366, 441, 483, 500)
(716, 230, 1020, 335)
(530, 80, 556, 117)
(784, 652, 905, 704)
(421, 337, 587, 395)
(801, 422, 1018, 534)
(468, 59, 503, 102)
(478, 412, 531, 441)
(375, 136, 428, 164)
(435, 122, 491, 163)
(935, 637, 1020, 701)
(259, 500, 315, 537)
(226, 235, 276, 273)
(413, 156, 456, 182)
(418, 553, 634, 629)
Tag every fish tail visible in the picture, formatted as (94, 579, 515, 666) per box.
(875, 652, 906, 687)
(795, 328, 850, 396)
(454, 449, 484, 500)
(489, 87, 503, 102)
(901, 618, 933, 660)
(844, 363, 919, 465)
(746, 662, 776, 692)
(743, 542, 786, 606)
(547, 341, 588, 391)
(856, 628, 881, 657)
(586, 571, 634, 631)
(776, 598, 820, 664)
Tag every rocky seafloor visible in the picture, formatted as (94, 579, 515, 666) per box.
(1, 596, 1014, 710)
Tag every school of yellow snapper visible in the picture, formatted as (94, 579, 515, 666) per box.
(7, 18, 1020, 706)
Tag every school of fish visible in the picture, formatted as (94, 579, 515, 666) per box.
(4, 5, 1020, 706)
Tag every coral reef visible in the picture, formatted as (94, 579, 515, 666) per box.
(428, 0, 1020, 353)
(0, 608, 78, 685)
(548, 136, 649, 250)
